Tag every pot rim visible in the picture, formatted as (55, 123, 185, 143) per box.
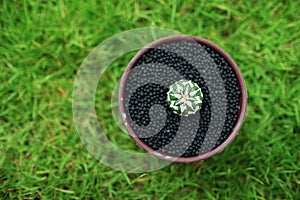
(118, 35, 247, 163)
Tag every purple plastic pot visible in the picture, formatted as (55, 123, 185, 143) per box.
(119, 35, 247, 163)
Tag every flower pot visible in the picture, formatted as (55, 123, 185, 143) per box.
(119, 35, 247, 163)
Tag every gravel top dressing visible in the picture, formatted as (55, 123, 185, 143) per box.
(122, 37, 241, 158)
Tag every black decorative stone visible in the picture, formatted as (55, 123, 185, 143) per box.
(123, 39, 241, 157)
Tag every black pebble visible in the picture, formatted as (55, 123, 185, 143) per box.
(123, 40, 241, 157)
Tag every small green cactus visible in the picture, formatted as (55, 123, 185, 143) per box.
(167, 80, 203, 116)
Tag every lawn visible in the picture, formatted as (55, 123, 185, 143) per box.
(1, 0, 300, 199)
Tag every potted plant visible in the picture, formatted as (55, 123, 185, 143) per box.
(118, 35, 247, 162)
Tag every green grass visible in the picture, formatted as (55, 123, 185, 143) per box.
(1, 0, 300, 199)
